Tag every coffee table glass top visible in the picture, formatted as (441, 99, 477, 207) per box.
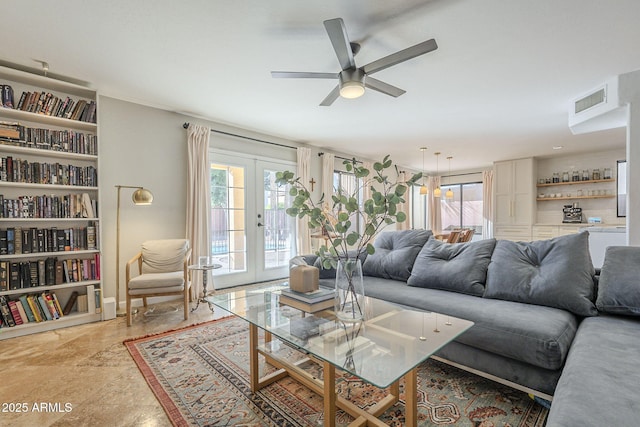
(206, 284, 473, 388)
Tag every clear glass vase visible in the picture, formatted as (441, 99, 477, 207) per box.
(334, 259, 365, 322)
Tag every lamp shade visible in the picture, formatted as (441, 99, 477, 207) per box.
(445, 188, 454, 199)
(132, 188, 153, 205)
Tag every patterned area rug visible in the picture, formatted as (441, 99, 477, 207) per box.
(125, 316, 548, 427)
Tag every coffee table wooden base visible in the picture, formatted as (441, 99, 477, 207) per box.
(248, 324, 418, 427)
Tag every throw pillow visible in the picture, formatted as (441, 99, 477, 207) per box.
(484, 232, 597, 316)
(407, 238, 497, 296)
(362, 229, 432, 281)
(596, 246, 640, 316)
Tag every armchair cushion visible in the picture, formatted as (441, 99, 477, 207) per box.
(128, 271, 185, 290)
(141, 239, 190, 274)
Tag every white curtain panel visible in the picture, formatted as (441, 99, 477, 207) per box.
(186, 124, 212, 298)
(321, 153, 335, 211)
(296, 147, 312, 255)
(482, 169, 494, 239)
(428, 175, 442, 233)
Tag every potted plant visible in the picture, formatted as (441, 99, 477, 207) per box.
(276, 156, 420, 321)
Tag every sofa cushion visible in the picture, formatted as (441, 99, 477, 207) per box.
(485, 232, 597, 316)
(546, 315, 640, 427)
(407, 238, 496, 296)
(333, 277, 578, 371)
(362, 229, 432, 281)
(596, 246, 640, 316)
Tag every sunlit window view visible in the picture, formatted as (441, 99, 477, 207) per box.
(211, 163, 247, 275)
(440, 182, 483, 238)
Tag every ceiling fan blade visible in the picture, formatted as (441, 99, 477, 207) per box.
(365, 77, 406, 98)
(363, 39, 438, 75)
(271, 71, 339, 79)
(323, 18, 356, 71)
(320, 85, 340, 106)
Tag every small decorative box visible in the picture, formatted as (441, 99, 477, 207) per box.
(289, 265, 319, 293)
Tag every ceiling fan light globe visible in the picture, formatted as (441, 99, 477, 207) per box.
(340, 80, 365, 99)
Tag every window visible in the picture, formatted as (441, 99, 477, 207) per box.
(333, 170, 362, 233)
(440, 182, 483, 238)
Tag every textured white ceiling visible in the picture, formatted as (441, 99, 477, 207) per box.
(2, 0, 638, 172)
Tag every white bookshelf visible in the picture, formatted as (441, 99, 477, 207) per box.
(0, 66, 102, 339)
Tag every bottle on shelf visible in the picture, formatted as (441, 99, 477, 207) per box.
(592, 168, 601, 180)
(572, 170, 580, 182)
(562, 171, 569, 182)
(552, 172, 560, 183)
(604, 167, 612, 180)
(582, 169, 589, 181)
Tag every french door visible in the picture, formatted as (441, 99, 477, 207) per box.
(210, 153, 295, 288)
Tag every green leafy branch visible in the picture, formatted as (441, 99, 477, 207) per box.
(276, 155, 421, 269)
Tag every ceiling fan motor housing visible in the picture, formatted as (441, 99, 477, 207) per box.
(339, 68, 366, 98)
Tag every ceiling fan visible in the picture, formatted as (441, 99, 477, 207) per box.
(271, 17, 438, 106)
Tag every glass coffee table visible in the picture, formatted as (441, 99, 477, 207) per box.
(206, 285, 473, 427)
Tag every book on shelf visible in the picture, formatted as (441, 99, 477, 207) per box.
(280, 287, 335, 304)
(26, 295, 43, 322)
(76, 293, 88, 313)
(87, 284, 95, 314)
(37, 295, 53, 321)
(63, 291, 79, 315)
(14, 299, 29, 324)
(18, 295, 36, 322)
(7, 299, 24, 325)
(0, 261, 7, 291)
(0, 295, 16, 327)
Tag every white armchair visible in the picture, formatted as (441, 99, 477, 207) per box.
(125, 239, 191, 326)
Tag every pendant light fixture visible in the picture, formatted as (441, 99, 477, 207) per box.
(434, 152, 442, 198)
(445, 156, 454, 200)
(419, 147, 428, 195)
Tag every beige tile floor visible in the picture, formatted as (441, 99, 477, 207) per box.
(0, 297, 229, 427)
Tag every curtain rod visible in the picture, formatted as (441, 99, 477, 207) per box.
(441, 172, 482, 178)
(183, 122, 296, 150)
(318, 152, 362, 164)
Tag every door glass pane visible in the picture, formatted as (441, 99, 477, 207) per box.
(440, 183, 483, 239)
(441, 185, 461, 232)
(263, 169, 294, 269)
(461, 183, 483, 237)
(211, 163, 246, 275)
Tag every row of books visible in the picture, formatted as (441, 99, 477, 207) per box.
(0, 193, 96, 219)
(0, 156, 97, 187)
(0, 286, 101, 328)
(0, 225, 98, 255)
(0, 255, 100, 291)
(0, 122, 97, 155)
(0, 84, 97, 123)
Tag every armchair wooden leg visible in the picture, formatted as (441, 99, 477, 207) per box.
(183, 286, 189, 320)
(126, 294, 132, 327)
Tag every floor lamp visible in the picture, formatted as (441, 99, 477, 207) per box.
(115, 185, 153, 315)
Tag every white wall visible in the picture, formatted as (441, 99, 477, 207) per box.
(99, 96, 190, 305)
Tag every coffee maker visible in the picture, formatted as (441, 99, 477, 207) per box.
(562, 203, 583, 223)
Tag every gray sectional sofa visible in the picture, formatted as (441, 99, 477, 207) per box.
(305, 230, 640, 425)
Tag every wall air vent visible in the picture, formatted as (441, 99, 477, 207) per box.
(569, 77, 627, 135)
(575, 88, 605, 114)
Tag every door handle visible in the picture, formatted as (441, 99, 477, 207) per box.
(257, 222, 264, 227)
